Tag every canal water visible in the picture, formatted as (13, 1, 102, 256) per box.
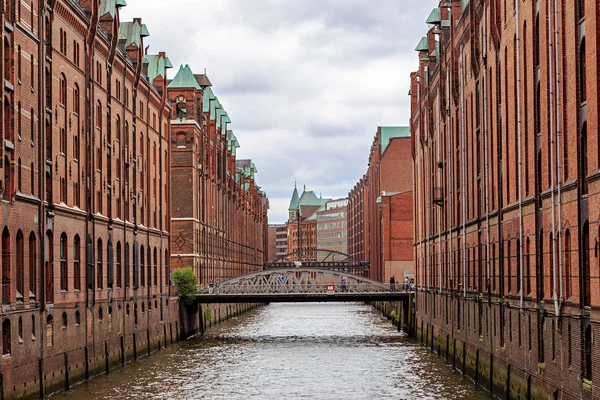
(52, 303, 489, 399)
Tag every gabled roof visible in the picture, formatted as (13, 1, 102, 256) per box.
(168, 65, 201, 90)
(194, 74, 212, 87)
(118, 20, 149, 49)
(415, 36, 428, 52)
(288, 184, 300, 211)
(379, 126, 410, 155)
(144, 54, 173, 81)
(202, 87, 215, 113)
(426, 8, 441, 25)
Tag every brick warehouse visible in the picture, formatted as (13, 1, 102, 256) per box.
(0, 0, 268, 398)
(168, 65, 268, 284)
(412, 0, 600, 398)
(348, 127, 414, 283)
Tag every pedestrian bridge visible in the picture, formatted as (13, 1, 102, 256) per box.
(196, 268, 409, 303)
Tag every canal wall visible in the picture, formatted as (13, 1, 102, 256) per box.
(8, 300, 263, 399)
(182, 302, 264, 337)
(412, 292, 576, 400)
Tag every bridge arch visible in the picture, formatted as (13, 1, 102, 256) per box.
(263, 248, 369, 271)
(199, 268, 391, 295)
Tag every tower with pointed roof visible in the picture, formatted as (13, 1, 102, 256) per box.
(288, 182, 300, 222)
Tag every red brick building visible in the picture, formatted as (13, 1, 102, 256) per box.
(167, 66, 268, 286)
(287, 184, 327, 260)
(0, 1, 181, 397)
(348, 127, 414, 282)
(412, 1, 600, 398)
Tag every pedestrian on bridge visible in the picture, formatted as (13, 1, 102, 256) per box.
(390, 276, 396, 292)
(340, 276, 347, 292)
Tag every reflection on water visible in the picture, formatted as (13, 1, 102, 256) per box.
(53, 303, 489, 400)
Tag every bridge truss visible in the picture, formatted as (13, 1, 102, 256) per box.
(263, 248, 369, 272)
(198, 268, 395, 295)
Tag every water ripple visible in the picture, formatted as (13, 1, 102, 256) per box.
(53, 303, 488, 400)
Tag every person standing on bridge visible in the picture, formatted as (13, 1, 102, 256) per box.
(390, 276, 395, 292)
(208, 280, 214, 294)
(340, 276, 347, 292)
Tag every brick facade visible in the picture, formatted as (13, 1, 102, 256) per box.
(348, 127, 414, 282)
(167, 70, 268, 286)
(0, 1, 182, 397)
(412, 1, 600, 398)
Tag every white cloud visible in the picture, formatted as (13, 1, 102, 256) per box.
(120, 0, 437, 223)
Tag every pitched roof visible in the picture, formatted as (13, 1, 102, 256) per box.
(288, 184, 300, 211)
(144, 54, 173, 81)
(168, 65, 201, 90)
(194, 74, 212, 87)
(379, 126, 410, 155)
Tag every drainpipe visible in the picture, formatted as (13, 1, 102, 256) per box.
(553, 0, 563, 305)
(482, 11, 491, 299)
(446, 69, 453, 294)
(437, 84, 442, 294)
(516, 0, 524, 309)
(546, 0, 559, 316)
(460, 55, 466, 298)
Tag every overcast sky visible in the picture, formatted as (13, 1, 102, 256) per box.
(121, 0, 436, 223)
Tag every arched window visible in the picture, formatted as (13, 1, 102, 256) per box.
(525, 237, 531, 295)
(98, 307, 103, 322)
(61, 312, 67, 328)
(31, 314, 35, 339)
(17, 45, 21, 81)
(124, 243, 130, 288)
(580, 39, 587, 104)
(507, 240, 512, 294)
(73, 83, 80, 115)
(29, 232, 36, 298)
(96, 101, 102, 129)
(107, 240, 113, 289)
(73, 235, 80, 290)
(2, 319, 11, 355)
(565, 230, 571, 299)
(116, 242, 122, 288)
(75, 310, 80, 326)
(4, 155, 12, 198)
(30, 107, 34, 144)
(46, 315, 53, 347)
(134, 303, 138, 326)
(581, 123, 588, 195)
(140, 245, 145, 287)
(17, 101, 21, 140)
(59, 74, 67, 106)
(147, 247, 151, 287)
(584, 325, 592, 381)
(97, 239, 103, 289)
(17, 316, 22, 340)
(549, 233, 554, 295)
(2, 228, 11, 304)
(60, 233, 67, 291)
(16, 230, 24, 300)
(165, 249, 169, 287)
(583, 222, 590, 306)
(17, 158, 21, 193)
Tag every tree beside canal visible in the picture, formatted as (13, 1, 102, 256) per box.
(172, 268, 199, 305)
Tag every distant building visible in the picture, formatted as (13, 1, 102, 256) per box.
(348, 127, 414, 282)
(268, 223, 288, 261)
(287, 184, 329, 260)
(316, 199, 348, 260)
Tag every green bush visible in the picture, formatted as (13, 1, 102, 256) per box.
(204, 305, 213, 322)
(171, 267, 198, 305)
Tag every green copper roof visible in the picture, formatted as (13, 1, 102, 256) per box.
(288, 184, 300, 211)
(145, 54, 173, 81)
(426, 8, 441, 25)
(99, 0, 118, 19)
(119, 21, 143, 49)
(168, 65, 201, 90)
(116, 0, 127, 6)
(379, 126, 410, 155)
(211, 97, 222, 121)
(461, 0, 469, 12)
(221, 113, 231, 136)
(203, 87, 215, 113)
(415, 37, 428, 52)
(140, 24, 150, 37)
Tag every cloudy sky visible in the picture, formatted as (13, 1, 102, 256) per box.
(121, 0, 436, 223)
